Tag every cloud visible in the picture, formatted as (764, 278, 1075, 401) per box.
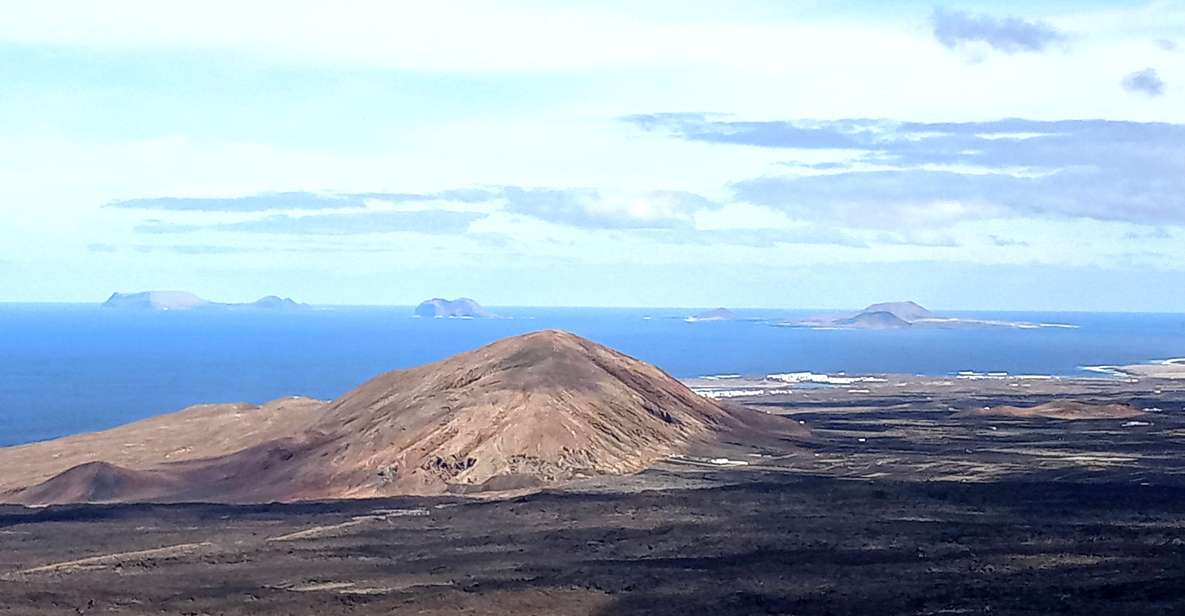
(111, 181, 727, 246)
(930, 8, 1065, 54)
(632, 115, 1185, 227)
(652, 227, 867, 249)
(121, 186, 718, 232)
(499, 187, 716, 229)
(1122, 68, 1165, 96)
(1123, 227, 1172, 241)
(133, 244, 250, 254)
(734, 171, 1014, 227)
(989, 235, 1029, 247)
(136, 210, 483, 235)
(0, 2, 948, 75)
(107, 190, 502, 212)
(645, 225, 959, 250)
(875, 232, 960, 248)
(624, 113, 868, 150)
(87, 242, 253, 254)
(107, 192, 366, 212)
(1157, 39, 1178, 51)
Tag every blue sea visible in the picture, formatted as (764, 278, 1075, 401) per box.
(2, 304, 1184, 447)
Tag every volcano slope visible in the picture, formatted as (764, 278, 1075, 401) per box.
(1, 330, 803, 505)
(0, 397, 326, 496)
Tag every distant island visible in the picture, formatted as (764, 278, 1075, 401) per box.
(785, 301, 1074, 330)
(831, 310, 913, 330)
(862, 301, 932, 322)
(250, 295, 307, 310)
(685, 308, 737, 322)
(102, 291, 310, 311)
(414, 297, 495, 318)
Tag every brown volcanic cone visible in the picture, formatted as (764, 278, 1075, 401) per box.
(12, 462, 179, 505)
(4, 330, 802, 505)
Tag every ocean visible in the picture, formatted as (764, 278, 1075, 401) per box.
(2, 304, 1184, 447)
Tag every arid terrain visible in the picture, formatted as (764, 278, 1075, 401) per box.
(4, 336, 1185, 614)
(0, 331, 802, 505)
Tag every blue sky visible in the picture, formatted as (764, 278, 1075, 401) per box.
(1, 1, 1183, 310)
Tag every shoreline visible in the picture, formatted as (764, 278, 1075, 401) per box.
(1085, 357, 1185, 380)
(691, 354, 1185, 399)
(682, 370, 1139, 400)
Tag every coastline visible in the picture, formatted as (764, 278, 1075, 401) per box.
(682, 363, 1185, 400)
(1084, 357, 1185, 380)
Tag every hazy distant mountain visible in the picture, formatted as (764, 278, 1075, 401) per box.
(414, 297, 494, 318)
(103, 291, 309, 311)
(860, 301, 932, 322)
(785, 300, 1066, 330)
(250, 295, 310, 310)
(832, 310, 913, 330)
(824, 301, 929, 329)
(102, 291, 212, 311)
(686, 308, 737, 322)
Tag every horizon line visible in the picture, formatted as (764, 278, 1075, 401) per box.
(0, 300, 1182, 316)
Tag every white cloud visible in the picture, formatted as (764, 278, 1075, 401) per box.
(693, 202, 796, 231)
(1, 2, 1181, 122)
(4, 2, 1185, 306)
(0, 2, 877, 72)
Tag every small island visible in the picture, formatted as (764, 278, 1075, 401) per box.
(862, 301, 932, 322)
(685, 308, 737, 322)
(414, 297, 495, 319)
(785, 301, 1073, 330)
(102, 291, 310, 311)
(831, 310, 913, 330)
(251, 295, 308, 310)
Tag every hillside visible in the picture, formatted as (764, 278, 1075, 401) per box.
(0, 397, 326, 495)
(1, 331, 803, 505)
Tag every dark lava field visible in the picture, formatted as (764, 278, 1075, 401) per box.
(4, 377, 1185, 615)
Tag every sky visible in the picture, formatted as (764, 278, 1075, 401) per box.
(1, 0, 1183, 310)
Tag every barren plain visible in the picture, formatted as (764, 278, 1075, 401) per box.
(3, 373, 1185, 614)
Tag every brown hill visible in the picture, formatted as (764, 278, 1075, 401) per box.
(13, 462, 179, 505)
(0, 397, 325, 496)
(2, 331, 803, 505)
(956, 401, 1145, 421)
